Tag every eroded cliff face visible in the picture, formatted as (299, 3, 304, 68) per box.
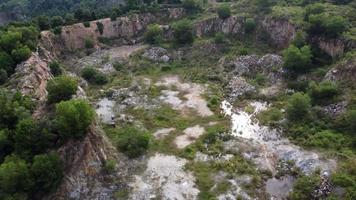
(60, 8, 185, 50)
(261, 17, 296, 49)
(45, 125, 132, 200)
(8, 32, 57, 101)
(193, 16, 244, 37)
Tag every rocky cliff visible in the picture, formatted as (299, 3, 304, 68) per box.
(60, 8, 185, 50)
(261, 17, 296, 49)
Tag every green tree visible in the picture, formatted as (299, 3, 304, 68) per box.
(50, 16, 64, 28)
(14, 118, 54, 157)
(217, 4, 231, 19)
(30, 152, 63, 193)
(286, 92, 311, 122)
(37, 15, 51, 31)
(144, 24, 163, 44)
(283, 45, 312, 74)
(11, 45, 32, 63)
(172, 19, 194, 45)
(0, 31, 22, 53)
(0, 155, 33, 194)
(46, 76, 78, 104)
(114, 126, 150, 158)
(0, 90, 33, 129)
(54, 99, 95, 140)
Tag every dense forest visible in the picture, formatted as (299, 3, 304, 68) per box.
(0, 0, 355, 199)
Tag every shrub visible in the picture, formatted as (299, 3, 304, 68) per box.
(11, 45, 32, 63)
(214, 32, 225, 44)
(283, 45, 312, 74)
(308, 81, 338, 105)
(345, 109, 356, 133)
(50, 16, 64, 28)
(217, 4, 231, 19)
(52, 26, 62, 35)
(0, 69, 7, 84)
(96, 22, 104, 35)
(245, 18, 256, 33)
(286, 92, 311, 122)
(208, 95, 220, 110)
(308, 14, 348, 38)
(0, 51, 15, 73)
(182, 0, 201, 13)
(54, 99, 95, 140)
(0, 155, 33, 193)
(292, 30, 307, 48)
(81, 66, 108, 85)
(30, 152, 63, 193)
(47, 76, 78, 103)
(305, 130, 345, 150)
(14, 118, 54, 157)
(83, 21, 90, 27)
(84, 38, 94, 49)
(172, 19, 194, 45)
(49, 61, 63, 76)
(257, 107, 283, 126)
(115, 126, 150, 158)
(144, 24, 163, 44)
(289, 174, 320, 200)
(103, 159, 116, 173)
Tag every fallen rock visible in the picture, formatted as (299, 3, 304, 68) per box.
(142, 47, 170, 62)
(226, 76, 256, 101)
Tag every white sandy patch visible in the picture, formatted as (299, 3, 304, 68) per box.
(130, 153, 199, 200)
(155, 76, 213, 117)
(153, 128, 176, 139)
(174, 125, 205, 149)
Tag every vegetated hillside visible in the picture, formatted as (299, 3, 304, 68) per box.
(0, 0, 355, 200)
(0, 0, 125, 21)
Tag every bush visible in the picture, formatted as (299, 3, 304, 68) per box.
(283, 45, 312, 74)
(115, 126, 150, 158)
(54, 99, 95, 140)
(182, 0, 201, 13)
(96, 22, 104, 35)
(83, 21, 90, 27)
(103, 159, 116, 173)
(144, 24, 163, 44)
(11, 45, 32, 63)
(0, 155, 33, 194)
(81, 66, 108, 85)
(257, 108, 283, 126)
(345, 109, 356, 133)
(47, 76, 78, 104)
(52, 26, 62, 35)
(214, 32, 225, 44)
(84, 38, 94, 49)
(245, 18, 256, 33)
(308, 81, 338, 105)
(0, 51, 15, 74)
(30, 152, 63, 193)
(14, 118, 54, 157)
(172, 19, 194, 45)
(217, 4, 231, 19)
(308, 14, 348, 38)
(305, 130, 345, 150)
(289, 174, 320, 200)
(50, 16, 64, 28)
(0, 69, 7, 84)
(49, 61, 63, 76)
(286, 92, 311, 122)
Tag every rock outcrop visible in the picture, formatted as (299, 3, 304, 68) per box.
(261, 17, 296, 48)
(45, 125, 131, 200)
(193, 16, 244, 37)
(8, 32, 57, 101)
(60, 8, 185, 50)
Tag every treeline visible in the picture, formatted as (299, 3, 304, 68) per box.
(0, 75, 95, 199)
